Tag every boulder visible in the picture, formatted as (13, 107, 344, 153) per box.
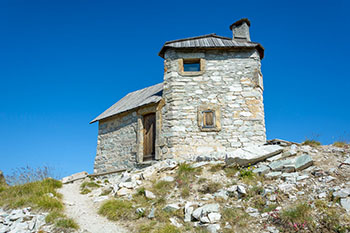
(333, 188, 350, 198)
(62, 171, 88, 184)
(269, 159, 294, 171)
(294, 154, 313, 171)
(225, 145, 283, 166)
(192, 203, 220, 220)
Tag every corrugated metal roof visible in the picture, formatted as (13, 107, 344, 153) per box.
(90, 83, 163, 124)
(158, 33, 264, 59)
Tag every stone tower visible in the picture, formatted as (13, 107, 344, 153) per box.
(158, 18, 266, 160)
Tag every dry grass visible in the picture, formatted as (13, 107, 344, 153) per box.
(0, 178, 63, 210)
(302, 139, 321, 147)
(0, 167, 78, 230)
(333, 141, 348, 148)
(199, 182, 222, 194)
(222, 207, 250, 230)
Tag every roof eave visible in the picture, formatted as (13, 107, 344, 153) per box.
(158, 44, 265, 59)
(89, 99, 162, 124)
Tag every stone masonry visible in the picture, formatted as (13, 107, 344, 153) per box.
(159, 49, 266, 160)
(94, 112, 138, 173)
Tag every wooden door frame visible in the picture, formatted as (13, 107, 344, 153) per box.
(136, 103, 163, 163)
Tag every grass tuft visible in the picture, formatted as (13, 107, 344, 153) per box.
(302, 139, 321, 147)
(333, 141, 348, 148)
(98, 199, 135, 221)
(55, 218, 79, 229)
(199, 182, 222, 194)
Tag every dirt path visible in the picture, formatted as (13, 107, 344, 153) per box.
(58, 181, 127, 233)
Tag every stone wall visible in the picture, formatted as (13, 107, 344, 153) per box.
(159, 49, 266, 160)
(94, 111, 138, 173)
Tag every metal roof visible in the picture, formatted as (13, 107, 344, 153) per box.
(90, 83, 163, 124)
(158, 33, 264, 59)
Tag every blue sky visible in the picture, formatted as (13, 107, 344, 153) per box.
(0, 0, 349, 178)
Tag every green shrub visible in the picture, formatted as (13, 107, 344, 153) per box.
(98, 199, 135, 221)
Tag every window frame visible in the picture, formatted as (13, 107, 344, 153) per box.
(198, 104, 221, 132)
(178, 58, 205, 76)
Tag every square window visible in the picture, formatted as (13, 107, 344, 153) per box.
(183, 60, 200, 72)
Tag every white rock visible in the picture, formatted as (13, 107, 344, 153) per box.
(207, 224, 221, 233)
(145, 190, 156, 199)
(93, 196, 109, 203)
(208, 213, 221, 223)
(237, 185, 247, 195)
(184, 206, 193, 222)
(163, 204, 180, 212)
(340, 197, 350, 211)
(225, 145, 283, 166)
(62, 171, 88, 184)
(119, 182, 135, 189)
(116, 188, 132, 196)
(333, 188, 350, 198)
(160, 176, 175, 182)
(278, 183, 296, 193)
(169, 217, 183, 228)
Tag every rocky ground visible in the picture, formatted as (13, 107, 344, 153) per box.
(58, 141, 350, 233)
(2, 141, 350, 233)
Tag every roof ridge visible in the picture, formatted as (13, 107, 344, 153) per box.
(164, 33, 232, 45)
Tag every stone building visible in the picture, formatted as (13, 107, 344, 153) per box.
(91, 18, 266, 173)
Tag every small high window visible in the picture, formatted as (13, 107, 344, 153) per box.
(178, 58, 205, 76)
(183, 59, 200, 72)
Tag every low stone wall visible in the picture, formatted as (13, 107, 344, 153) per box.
(94, 111, 138, 173)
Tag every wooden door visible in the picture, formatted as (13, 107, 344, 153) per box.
(143, 113, 156, 161)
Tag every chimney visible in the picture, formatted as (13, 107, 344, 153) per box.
(229, 18, 251, 41)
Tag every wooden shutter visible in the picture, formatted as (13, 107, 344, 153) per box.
(203, 111, 214, 127)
